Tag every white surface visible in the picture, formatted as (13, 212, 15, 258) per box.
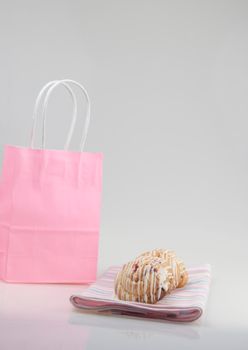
(0, 264, 247, 350)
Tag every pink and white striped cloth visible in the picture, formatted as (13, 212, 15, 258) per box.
(70, 264, 211, 322)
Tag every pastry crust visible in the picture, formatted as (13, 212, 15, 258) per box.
(138, 249, 188, 288)
(115, 255, 174, 303)
(115, 249, 188, 304)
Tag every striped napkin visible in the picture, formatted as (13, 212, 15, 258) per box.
(70, 264, 211, 322)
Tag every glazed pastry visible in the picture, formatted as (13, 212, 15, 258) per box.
(115, 255, 174, 304)
(115, 249, 188, 304)
(137, 249, 188, 288)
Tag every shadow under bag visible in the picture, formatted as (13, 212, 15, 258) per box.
(0, 79, 103, 283)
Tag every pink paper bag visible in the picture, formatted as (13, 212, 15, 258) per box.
(0, 79, 103, 283)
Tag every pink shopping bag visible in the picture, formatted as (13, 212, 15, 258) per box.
(0, 79, 103, 283)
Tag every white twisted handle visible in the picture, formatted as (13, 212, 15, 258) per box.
(30, 80, 78, 150)
(41, 79, 91, 151)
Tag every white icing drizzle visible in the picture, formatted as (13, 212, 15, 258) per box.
(115, 249, 187, 304)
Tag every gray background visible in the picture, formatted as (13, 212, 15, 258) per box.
(0, 0, 248, 348)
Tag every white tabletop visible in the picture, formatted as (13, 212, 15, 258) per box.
(0, 264, 247, 350)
